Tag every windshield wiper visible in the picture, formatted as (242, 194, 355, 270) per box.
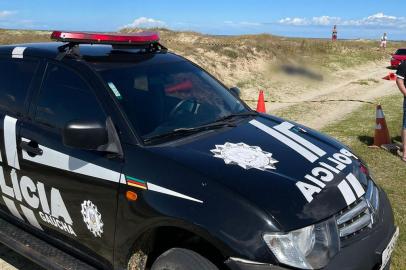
(212, 111, 258, 123)
(144, 122, 235, 144)
(171, 111, 257, 133)
(143, 111, 257, 145)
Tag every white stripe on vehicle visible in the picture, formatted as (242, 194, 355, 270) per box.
(0, 166, 13, 198)
(273, 122, 326, 157)
(21, 138, 121, 183)
(3, 196, 24, 220)
(319, 162, 340, 174)
(36, 182, 50, 214)
(10, 169, 22, 201)
(346, 173, 365, 198)
(147, 182, 203, 203)
(337, 180, 357, 205)
(4, 116, 19, 169)
(20, 205, 43, 230)
(304, 174, 326, 188)
(20, 175, 40, 208)
(119, 174, 127, 184)
(327, 157, 346, 170)
(11, 47, 26, 59)
(249, 120, 319, 163)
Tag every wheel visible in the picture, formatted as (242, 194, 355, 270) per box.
(151, 248, 218, 270)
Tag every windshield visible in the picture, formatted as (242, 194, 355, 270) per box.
(95, 59, 247, 140)
(395, 49, 406, 55)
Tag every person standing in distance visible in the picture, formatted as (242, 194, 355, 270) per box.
(380, 33, 388, 50)
(396, 61, 406, 161)
(332, 25, 338, 41)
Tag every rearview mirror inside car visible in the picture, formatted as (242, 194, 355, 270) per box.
(229, 87, 241, 97)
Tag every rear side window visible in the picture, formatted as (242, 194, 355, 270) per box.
(35, 63, 106, 130)
(396, 49, 406, 55)
(0, 58, 39, 115)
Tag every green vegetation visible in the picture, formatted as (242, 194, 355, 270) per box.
(0, 29, 50, 45)
(2, 28, 405, 94)
(322, 94, 405, 270)
(124, 28, 406, 70)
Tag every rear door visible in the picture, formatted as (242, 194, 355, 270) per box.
(16, 61, 123, 266)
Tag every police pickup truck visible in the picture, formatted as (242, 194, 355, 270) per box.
(0, 31, 398, 270)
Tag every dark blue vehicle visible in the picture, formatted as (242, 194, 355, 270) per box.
(0, 31, 398, 270)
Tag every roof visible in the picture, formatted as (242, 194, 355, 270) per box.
(0, 42, 179, 64)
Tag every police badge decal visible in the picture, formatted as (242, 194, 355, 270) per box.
(81, 200, 104, 237)
(211, 142, 278, 171)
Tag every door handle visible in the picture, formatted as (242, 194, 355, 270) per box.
(20, 141, 43, 156)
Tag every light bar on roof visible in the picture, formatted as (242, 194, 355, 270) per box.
(51, 31, 160, 45)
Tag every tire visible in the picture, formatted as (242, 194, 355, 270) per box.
(151, 248, 218, 270)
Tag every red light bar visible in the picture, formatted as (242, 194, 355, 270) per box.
(51, 31, 160, 45)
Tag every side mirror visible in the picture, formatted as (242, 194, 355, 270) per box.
(63, 120, 108, 151)
(229, 87, 241, 97)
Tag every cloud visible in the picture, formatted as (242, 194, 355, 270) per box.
(278, 17, 309, 26)
(278, 13, 406, 28)
(279, 16, 342, 26)
(122, 17, 166, 29)
(0, 10, 17, 19)
(311, 16, 341, 26)
(343, 13, 405, 27)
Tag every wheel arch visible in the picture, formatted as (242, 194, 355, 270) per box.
(126, 223, 232, 270)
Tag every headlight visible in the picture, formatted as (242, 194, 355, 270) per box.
(263, 217, 340, 269)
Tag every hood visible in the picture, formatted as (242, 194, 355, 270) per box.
(148, 115, 369, 231)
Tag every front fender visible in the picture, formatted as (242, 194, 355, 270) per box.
(114, 145, 280, 269)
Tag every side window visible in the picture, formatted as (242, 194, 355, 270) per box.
(0, 58, 39, 115)
(35, 63, 106, 130)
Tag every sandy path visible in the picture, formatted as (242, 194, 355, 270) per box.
(267, 60, 399, 129)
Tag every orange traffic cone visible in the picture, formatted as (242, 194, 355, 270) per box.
(371, 105, 391, 147)
(383, 72, 397, 81)
(256, 90, 266, 113)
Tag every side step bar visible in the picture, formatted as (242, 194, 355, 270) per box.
(0, 217, 96, 270)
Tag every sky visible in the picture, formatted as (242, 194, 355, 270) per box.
(1, 0, 405, 40)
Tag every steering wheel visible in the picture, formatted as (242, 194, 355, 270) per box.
(169, 99, 199, 118)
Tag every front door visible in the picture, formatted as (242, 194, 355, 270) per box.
(16, 61, 123, 267)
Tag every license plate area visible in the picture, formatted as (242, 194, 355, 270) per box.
(379, 227, 399, 270)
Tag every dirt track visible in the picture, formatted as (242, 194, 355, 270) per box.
(268, 60, 399, 129)
(0, 62, 399, 270)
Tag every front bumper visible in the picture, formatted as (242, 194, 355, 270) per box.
(391, 60, 400, 67)
(226, 189, 397, 270)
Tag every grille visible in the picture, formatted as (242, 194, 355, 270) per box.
(336, 180, 379, 239)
